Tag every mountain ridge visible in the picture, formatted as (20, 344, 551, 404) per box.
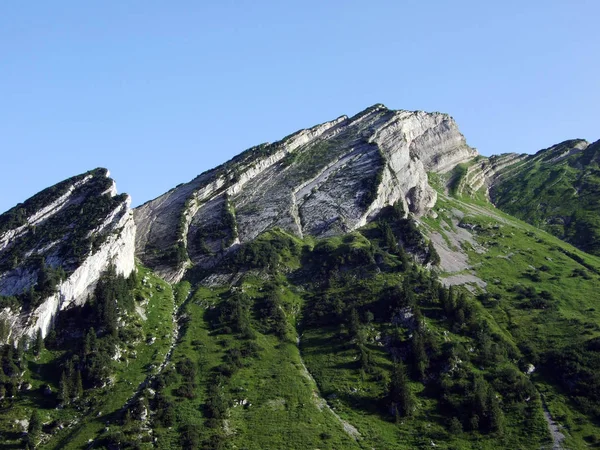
(134, 104, 477, 282)
(0, 104, 599, 449)
(0, 168, 135, 342)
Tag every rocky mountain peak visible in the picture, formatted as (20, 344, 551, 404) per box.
(0, 168, 136, 342)
(134, 105, 478, 282)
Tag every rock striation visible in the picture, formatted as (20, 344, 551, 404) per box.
(134, 104, 478, 282)
(458, 139, 592, 200)
(0, 169, 136, 342)
(456, 153, 529, 198)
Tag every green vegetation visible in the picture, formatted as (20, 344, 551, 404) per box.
(0, 265, 174, 449)
(492, 139, 600, 256)
(3, 135, 600, 448)
(1, 192, 598, 448)
(448, 162, 469, 196)
(427, 181, 600, 449)
(115, 204, 561, 449)
(0, 168, 107, 236)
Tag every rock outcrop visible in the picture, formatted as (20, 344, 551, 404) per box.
(458, 139, 591, 200)
(0, 169, 136, 342)
(456, 153, 529, 198)
(134, 104, 478, 282)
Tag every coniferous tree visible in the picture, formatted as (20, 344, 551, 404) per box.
(380, 221, 398, 252)
(2, 345, 20, 378)
(58, 371, 70, 404)
(358, 344, 372, 373)
(411, 331, 428, 381)
(349, 308, 361, 340)
(271, 306, 287, 339)
(402, 278, 416, 308)
(449, 416, 463, 434)
(427, 240, 440, 266)
(472, 375, 489, 420)
(74, 370, 83, 400)
(488, 395, 505, 434)
(34, 329, 43, 356)
(388, 362, 415, 417)
(16, 337, 25, 368)
(0, 318, 9, 342)
(27, 409, 42, 447)
(84, 327, 97, 356)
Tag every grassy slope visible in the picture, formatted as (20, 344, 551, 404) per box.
(423, 184, 600, 449)
(491, 140, 600, 256)
(299, 275, 549, 450)
(7, 183, 600, 449)
(151, 281, 359, 450)
(51, 266, 175, 449)
(149, 226, 562, 449)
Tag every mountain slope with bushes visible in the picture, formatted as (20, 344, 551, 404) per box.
(0, 105, 598, 449)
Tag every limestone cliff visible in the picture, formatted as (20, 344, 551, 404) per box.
(134, 104, 478, 282)
(0, 168, 136, 342)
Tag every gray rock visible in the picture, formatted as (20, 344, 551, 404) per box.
(134, 104, 477, 282)
(0, 169, 136, 343)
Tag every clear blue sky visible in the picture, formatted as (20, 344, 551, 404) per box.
(1, 1, 598, 213)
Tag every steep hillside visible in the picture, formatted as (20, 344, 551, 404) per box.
(134, 104, 477, 282)
(421, 175, 600, 449)
(0, 169, 136, 343)
(87, 199, 599, 449)
(490, 139, 600, 255)
(1, 105, 599, 449)
(453, 138, 600, 256)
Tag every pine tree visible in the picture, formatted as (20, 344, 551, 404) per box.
(358, 344, 372, 373)
(472, 375, 489, 419)
(34, 329, 43, 357)
(74, 371, 83, 400)
(58, 371, 70, 404)
(388, 362, 415, 417)
(411, 331, 428, 381)
(2, 345, 20, 377)
(380, 221, 398, 252)
(349, 308, 361, 340)
(449, 416, 463, 434)
(84, 328, 97, 356)
(402, 278, 416, 308)
(427, 240, 440, 265)
(27, 409, 42, 447)
(16, 337, 25, 368)
(487, 393, 505, 434)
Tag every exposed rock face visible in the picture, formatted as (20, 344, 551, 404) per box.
(457, 153, 530, 198)
(134, 104, 477, 282)
(0, 169, 136, 342)
(459, 139, 591, 199)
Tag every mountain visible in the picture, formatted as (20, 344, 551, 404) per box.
(455, 138, 600, 256)
(134, 104, 476, 282)
(0, 168, 135, 342)
(0, 105, 599, 450)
